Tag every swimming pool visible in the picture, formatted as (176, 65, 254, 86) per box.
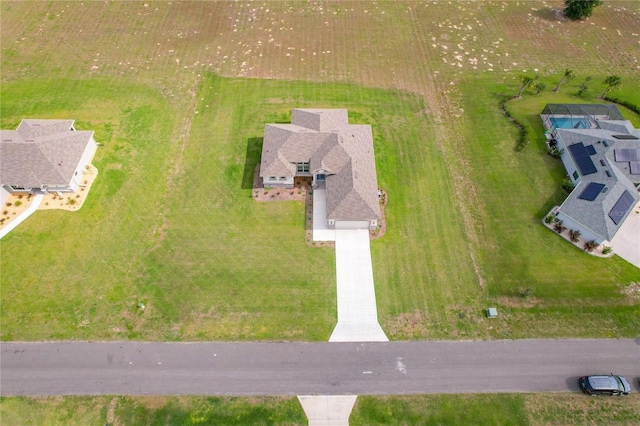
(549, 117, 589, 129)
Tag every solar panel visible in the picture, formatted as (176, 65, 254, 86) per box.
(630, 161, 640, 175)
(609, 190, 635, 225)
(615, 149, 631, 162)
(615, 149, 640, 162)
(612, 134, 639, 140)
(578, 182, 606, 201)
(568, 143, 598, 175)
(586, 145, 596, 155)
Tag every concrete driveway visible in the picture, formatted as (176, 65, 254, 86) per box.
(330, 230, 388, 342)
(611, 200, 640, 269)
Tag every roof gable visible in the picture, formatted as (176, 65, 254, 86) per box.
(1, 120, 95, 188)
(261, 109, 381, 221)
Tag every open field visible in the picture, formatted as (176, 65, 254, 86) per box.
(2, 393, 639, 426)
(2, 1, 640, 343)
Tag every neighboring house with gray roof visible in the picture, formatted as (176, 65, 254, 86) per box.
(1, 120, 98, 204)
(260, 109, 381, 230)
(541, 104, 640, 244)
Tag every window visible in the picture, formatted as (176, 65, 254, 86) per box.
(296, 163, 310, 173)
(572, 170, 579, 180)
(279, 176, 287, 181)
(268, 176, 277, 181)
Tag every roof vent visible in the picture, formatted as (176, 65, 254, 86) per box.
(605, 170, 612, 177)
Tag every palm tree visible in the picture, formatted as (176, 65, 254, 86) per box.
(583, 240, 598, 252)
(534, 82, 546, 95)
(516, 75, 535, 98)
(554, 68, 575, 92)
(553, 220, 566, 234)
(600, 75, 622, 99)
(568, 229, 581, 242)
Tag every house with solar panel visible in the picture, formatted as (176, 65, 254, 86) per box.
(0, 119, 98, 205)
(541, 104, 640, 244)
(259, 109, 380, 230)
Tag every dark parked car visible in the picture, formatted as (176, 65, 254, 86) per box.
(579, 375, 631, 396)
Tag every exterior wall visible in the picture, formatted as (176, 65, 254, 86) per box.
(262, 176, 294, 188)
(333, 220, 376, 230)
(555, 211, 605, 245)
(556, 136, 581, 184)
(0, 185, 11, 206)
(69, 136, 98, 190)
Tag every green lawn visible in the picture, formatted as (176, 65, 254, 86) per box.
(0, 396, 306, 426)
(2, 1, 640, 342)
(2, 74, 639, 341)
(3, 394, 639, 425)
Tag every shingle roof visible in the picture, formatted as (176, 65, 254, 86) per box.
(1, 119, 95, 188)
(260, 109, 381, 221)
(553, 115, 640, 241)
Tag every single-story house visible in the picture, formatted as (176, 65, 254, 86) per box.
(260, 109, 381, 230)
(0, 119, 98, 203)
(541, 104, 640, 244)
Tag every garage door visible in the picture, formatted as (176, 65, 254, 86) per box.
(335, 220, 370, 230)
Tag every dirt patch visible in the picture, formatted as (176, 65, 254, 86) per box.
(384, 311, 429, 339)
(496, 295, 542, 309)
(620, 282, 640, 301)
(105, 397, 121, 426)
(0, 194, 31, 228)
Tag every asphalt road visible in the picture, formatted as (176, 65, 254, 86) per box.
(2, 339, 639, 396)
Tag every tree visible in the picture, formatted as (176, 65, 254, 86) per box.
(534, 82, 546, 95)
(516, 75, 535, 98)
(600, 75, 622, 99)
(553, 220, 566, 234)
(564, 0, 602, 20)
(577, 83, 589, 97)
(583, 240, 598, 252)
(554, 68, 575, 92)
(568, 229, 581, 243)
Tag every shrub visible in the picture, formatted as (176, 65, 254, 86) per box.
(601, 246, 613, 255)
(544, 214, 555, 224)
(568, 229, 581, 243)
(553, 220, 566, 234)
(603, 96, 640, 115)
(584, 240, 598, 252)
(14, 200, 22, 207)
(5, 202, 11, 207)
(519, 287, 534, 298)
(547, 146, 564, 159)
(561, 179, 575, 193)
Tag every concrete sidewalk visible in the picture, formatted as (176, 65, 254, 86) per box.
(0, 194, 43, 240)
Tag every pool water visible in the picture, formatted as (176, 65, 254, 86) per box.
(549, 117, 588, 129)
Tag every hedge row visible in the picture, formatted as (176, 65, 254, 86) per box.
(500, 99, 531, 151)
(603, 96, 640, 116)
